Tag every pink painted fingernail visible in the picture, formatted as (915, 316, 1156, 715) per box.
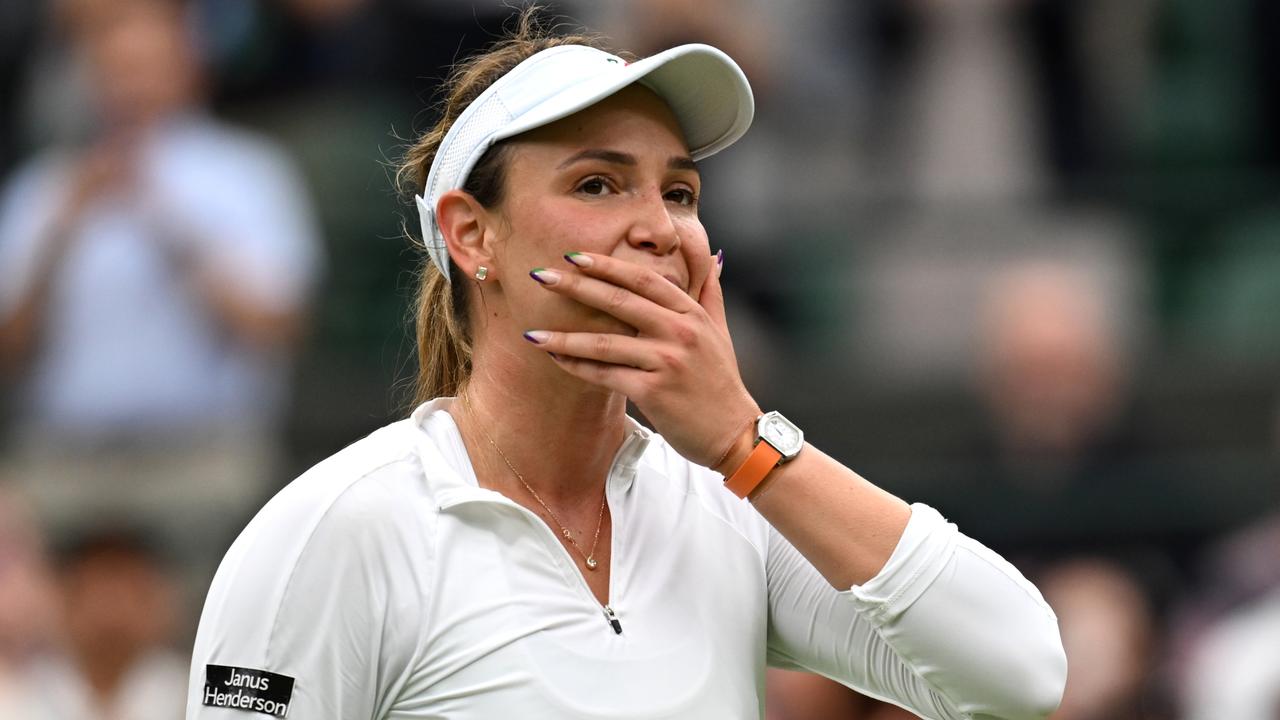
(523, 330, 550, 344)
(529, 268, 561, 285)
(715, 249, 724, 278)
(564, 252, 593, 268)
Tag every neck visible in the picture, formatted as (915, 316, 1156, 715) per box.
(457, 335, 630, 505)
(77, 643, 137, 706)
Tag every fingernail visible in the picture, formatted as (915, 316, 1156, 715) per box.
(564, 252, 593, 268)
(523, 330, 550, 344)
(529, 268, 561, 285)
(715, 249, 724, 278)
(547, 351, 561, 361)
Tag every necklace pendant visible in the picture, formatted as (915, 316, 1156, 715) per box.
(562, 528, 573, 539)
(586, 557, 598, 570)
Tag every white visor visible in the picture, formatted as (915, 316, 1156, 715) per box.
(415, 43, 754, 280)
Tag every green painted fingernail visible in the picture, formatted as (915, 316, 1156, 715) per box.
(564, 252, 592, 268)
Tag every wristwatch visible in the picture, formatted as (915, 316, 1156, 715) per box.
(724, 411, 804, 498)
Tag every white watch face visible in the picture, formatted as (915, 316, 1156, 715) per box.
(758, 412, 804, 459)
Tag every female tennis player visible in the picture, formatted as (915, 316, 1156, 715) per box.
(187, 15, 1066, 720)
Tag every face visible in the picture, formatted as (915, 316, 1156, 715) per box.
(483, 85, 713, 338)
(83, 0, 197, 129)
(62, 548, 177, 665)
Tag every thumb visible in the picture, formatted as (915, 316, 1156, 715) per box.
(697, 249, 728, 329)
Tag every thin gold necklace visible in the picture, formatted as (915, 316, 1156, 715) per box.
(460, 393, 607, 571)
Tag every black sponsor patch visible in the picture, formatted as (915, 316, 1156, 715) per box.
(203, 665, 295, 717)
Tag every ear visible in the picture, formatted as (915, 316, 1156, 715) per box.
(436, 189, 498, 280)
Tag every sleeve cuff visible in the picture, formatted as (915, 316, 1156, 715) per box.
(843, 502, 958, 626)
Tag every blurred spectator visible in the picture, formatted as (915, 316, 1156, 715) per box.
(21, 526, 185, 720)
(935, 252, 1159, 557)
(1181, 587, 1280, 720)
(0, 488, 58, 717)
(0, 0, 322, 600)
(1167, 508, 1280, 715)
(976, 259, 1134, 490)
(1040, 558, 1155, 720)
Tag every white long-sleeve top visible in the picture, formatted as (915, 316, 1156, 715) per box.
(187, 398, 1065, 719)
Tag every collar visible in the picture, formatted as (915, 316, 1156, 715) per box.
(409, 397, 654, 510)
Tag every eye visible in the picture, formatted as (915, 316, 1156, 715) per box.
(576, 176, 614, 196)
(665, 187, 698, 207)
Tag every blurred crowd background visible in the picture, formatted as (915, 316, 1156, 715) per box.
(1, 0, 1278, 718)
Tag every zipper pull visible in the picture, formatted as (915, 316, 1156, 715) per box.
(603, 605, 622, 634)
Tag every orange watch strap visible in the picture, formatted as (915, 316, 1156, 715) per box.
(724, 440, 782, 499)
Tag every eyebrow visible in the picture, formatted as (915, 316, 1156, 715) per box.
(557, 148, 699, 173)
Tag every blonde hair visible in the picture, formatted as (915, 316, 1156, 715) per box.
(396, 9, 618, 407)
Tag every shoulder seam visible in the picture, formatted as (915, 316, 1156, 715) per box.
(262, 454, 420, 667)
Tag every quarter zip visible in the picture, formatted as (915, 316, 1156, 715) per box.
(599, 428, 647, 636)
(603, 605, 623, 634)
(433, 414, 650, 637)
(439, 493, 621, 634)
(513, 498, 624, 635)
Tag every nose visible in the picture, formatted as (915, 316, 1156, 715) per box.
(625, 192, 680, 256)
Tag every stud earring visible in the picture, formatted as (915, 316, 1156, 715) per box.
(474, 266, 489, 281)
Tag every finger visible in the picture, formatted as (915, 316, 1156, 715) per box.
(563, 252, 698, 313)
(545, 352, 649, 397)
(523, 329, 657, 370)
(698, 249, 728, 331)
(529, 267, 672, 336)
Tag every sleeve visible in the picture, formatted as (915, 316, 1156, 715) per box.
(186, 485, 424, 720)
(765, 503, 1067, 720)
